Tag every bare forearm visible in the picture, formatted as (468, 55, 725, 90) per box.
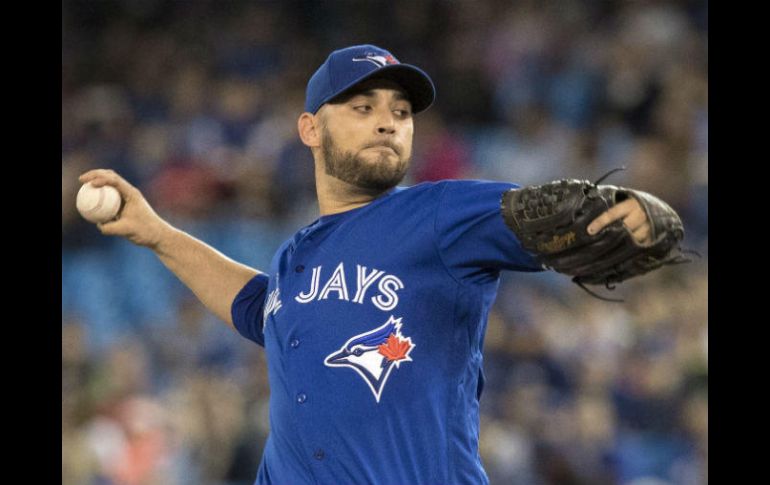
(153, 225, 260, 327)
(77, 169, 263, 328)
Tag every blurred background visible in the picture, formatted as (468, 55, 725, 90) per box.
(62, 1, 707, 484)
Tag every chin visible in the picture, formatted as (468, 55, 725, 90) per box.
(368, 153, 405, 168)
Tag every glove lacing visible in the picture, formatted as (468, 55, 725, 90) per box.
(571, 168, 701, 303)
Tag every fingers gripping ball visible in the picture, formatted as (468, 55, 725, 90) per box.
(76, 182, 123, 223)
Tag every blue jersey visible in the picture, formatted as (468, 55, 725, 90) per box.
(232, 179, 542, 485)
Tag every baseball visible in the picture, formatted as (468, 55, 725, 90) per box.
(76, 182, 122, 223)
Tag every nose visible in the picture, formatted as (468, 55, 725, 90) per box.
(375, 110, 396, 135)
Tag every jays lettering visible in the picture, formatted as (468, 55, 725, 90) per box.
(294, 263, 404, 311)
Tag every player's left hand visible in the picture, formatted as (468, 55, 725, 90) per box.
(502, 178, 688, 296)
(587, 198, 652, 245)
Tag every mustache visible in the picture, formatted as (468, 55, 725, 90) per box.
(361, 140, 401, 156)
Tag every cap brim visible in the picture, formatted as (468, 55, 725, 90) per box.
(326, 64, 436, 114)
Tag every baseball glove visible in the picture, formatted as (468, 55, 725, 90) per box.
(501, 169, 692, 301)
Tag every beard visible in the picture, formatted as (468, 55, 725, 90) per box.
(321, 130, 410, 192)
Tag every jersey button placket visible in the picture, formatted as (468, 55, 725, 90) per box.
(290, 233, 325, 473)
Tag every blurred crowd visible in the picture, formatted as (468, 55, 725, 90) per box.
(62, 1, 708, 484)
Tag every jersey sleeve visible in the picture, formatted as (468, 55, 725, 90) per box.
(231, 273, 270, 346)
(434, 180, 543, 284)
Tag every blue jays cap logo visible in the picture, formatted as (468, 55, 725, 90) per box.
(324, 316, 415, 403)
(352, 52, 399, 68)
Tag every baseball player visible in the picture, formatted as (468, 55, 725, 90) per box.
(79, 44, 684, 485)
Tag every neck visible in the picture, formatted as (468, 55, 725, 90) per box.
(315, 162, 389, 216)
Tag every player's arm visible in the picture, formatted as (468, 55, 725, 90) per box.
(78, 169, 260, 328)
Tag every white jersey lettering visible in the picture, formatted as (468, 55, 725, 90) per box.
(353, 265, 385, 304)
(319, 262, 350, 300)
(295, 266, 322, 303)
(372, 275, 404, 311)
(294, 262, 404, 311)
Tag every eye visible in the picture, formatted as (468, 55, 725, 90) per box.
(353, 348, 364, 356)
(393, 109, 411, 118)
(353, 105, 372, 113)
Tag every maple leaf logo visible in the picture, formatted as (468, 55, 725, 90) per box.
(378, 333, 414, 366)
(324, 316, 415, 402)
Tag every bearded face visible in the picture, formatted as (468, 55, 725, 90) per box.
(320, 127, 411, 192)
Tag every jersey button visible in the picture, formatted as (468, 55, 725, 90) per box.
(295, 265, 305, 273)
(290, 338, 300, 348)
(313, 449, 325, 460)
(296, 393, 307, 404)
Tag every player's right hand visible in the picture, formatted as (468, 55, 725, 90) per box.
(78, 169, 173, 249)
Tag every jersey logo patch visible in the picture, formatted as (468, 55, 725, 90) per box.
(324, 316, 415, 403)
(262, 276, 282, 328)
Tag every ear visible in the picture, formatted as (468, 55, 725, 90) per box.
(298, 112, 321, 148)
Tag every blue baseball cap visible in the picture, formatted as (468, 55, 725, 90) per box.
(305, 44, 435, 114)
